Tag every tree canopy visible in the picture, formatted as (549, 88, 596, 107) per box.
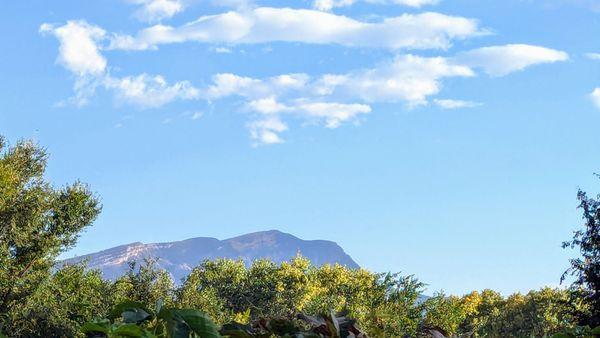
(0, 137, 101, 325)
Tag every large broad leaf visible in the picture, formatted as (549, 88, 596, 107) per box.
(109, 301, 153, 324)
(158, 308, 193, 338)
(122, 308, 153, 325)
(81, 319, 111, 335)
(111, 323, 148, 337)
(174, 309, 222, 338)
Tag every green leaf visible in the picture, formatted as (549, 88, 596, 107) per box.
(81, 320, 110, 334)
(592, 326, 600, 334)
(122, 308, 153, 324)
(109, 301, 153, 324)
(174, 309, 222, 338)
(158, 308, 192, 338)
(111, 323, 147, 337)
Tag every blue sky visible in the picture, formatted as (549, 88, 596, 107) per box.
(2, 0, 600, 295)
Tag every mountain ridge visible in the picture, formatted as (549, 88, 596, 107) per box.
(61, 230, 359, 283)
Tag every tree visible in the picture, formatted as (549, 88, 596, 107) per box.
(422, 293, 465, 336)
(563, 185, 600, 327)
(0, 137, 101, 330)
(112, 259, 175, 308)
(4, 264, 113, 338)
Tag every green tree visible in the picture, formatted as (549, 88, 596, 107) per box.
(562, 184, 600, 327)
(113, 259, 175, 308)
(5, 264, 113, 338)
(0, 137, 101, 331)
(423, 292, 465, 336)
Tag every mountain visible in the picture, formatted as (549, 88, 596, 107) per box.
(61, 230, 359, 283)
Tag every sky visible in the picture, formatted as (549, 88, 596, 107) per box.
(1, 0, 600, 295)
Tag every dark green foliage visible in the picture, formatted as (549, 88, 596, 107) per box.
(86, 303, 368, 338)
(0, 137, 101, 334)
(220, 311, 367, 337)
(4, 263, 113, 337)
(563, 184, 600, 327)
(82, 300, 222, 338)
(551, 325, 600, 338)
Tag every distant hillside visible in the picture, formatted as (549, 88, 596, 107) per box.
(61, 230, 359, 283)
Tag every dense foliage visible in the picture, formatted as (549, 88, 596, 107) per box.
(0, 137, 101, 333)
(0, 257, 588, 337)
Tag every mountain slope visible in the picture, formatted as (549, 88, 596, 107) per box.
(61, 230, 359, 282)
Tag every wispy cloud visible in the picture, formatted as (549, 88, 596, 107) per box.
(41, 20, 200, 108)
(107, 8, 483, 51)
(590, 88, 600, 109)
(314, 0, 439, 11)
(190, 111, 204, 120)
(128, 0, 184, 23)
(433, 99, 481, 109)
(41, 15, 568, 145)
(586, 52, 600, 60)
(455, 44, 568, 77)
(104, 74, 199, 108)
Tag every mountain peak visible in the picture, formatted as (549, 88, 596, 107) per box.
(61, 230, 359, 283)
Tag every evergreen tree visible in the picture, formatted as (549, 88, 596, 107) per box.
(563, 182, 600, 327)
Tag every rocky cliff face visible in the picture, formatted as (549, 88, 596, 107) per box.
(61, 230, 359, 283)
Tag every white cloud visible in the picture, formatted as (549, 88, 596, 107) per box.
(246, 98, 371, 127)
(586, 52, 600, 60)
(42, 20, 569, 145)
(456, 44, 568, 77)
(40, 21, 107, 76)
(213, 47, 233, 53)
(590, 88, 600, 109)
(104, 74, 200, 108)
(129, 0, 184, 23)
(197, 54, 474, 143)
(205, 55, 475, 109)
(244, 98, 371, 143)
(328, 54, 474, 105)
(109, 8, 482, 50)
(294, 101, 371, 128)
(41, 20, 200, 109)
(206, 54, 473, 143)
(248, 117, 288, 145)
(212, 0, 253, 9)
(314, 0, 439, 11)
(247, 97, 290, 114)
(433, 99, 481, 109)
(208, 55, 475, 107)
(206, 73, 309, 100)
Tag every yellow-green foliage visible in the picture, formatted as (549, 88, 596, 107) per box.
(176, 256, 423, 337)
(452, 287, 577, 337)
(1, 257, 581, 338)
